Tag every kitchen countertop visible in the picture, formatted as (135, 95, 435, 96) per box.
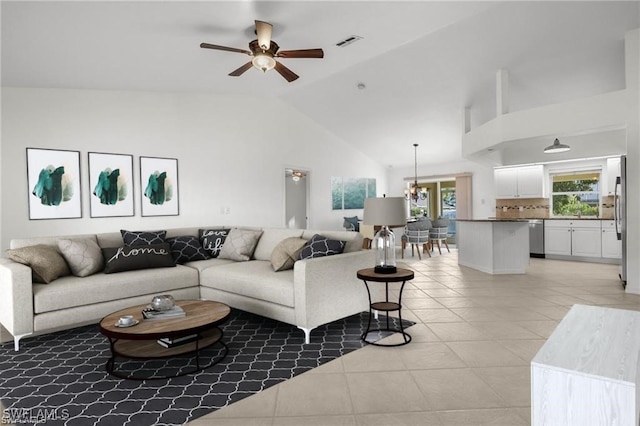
(482, 217, 608, 221)
(458, 219, 531, 222)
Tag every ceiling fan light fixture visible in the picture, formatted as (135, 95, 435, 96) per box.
(252, 53, 276, 72)
(544, 138, 571, 154)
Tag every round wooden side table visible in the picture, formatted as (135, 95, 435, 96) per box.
(357, 267, 415, 346)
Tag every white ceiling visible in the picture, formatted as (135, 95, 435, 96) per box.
(2, 1, 639, 169)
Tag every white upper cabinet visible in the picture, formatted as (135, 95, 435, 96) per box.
(495, 165, 544, 199)
(605, 157, 621, 196)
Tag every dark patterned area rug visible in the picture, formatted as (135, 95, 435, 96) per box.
(0, 310, 413, 426)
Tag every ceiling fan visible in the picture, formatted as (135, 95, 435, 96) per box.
(200, 20, 324, 82)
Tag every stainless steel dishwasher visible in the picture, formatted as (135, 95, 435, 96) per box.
(529, 219, 545, 258)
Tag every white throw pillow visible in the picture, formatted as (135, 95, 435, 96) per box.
(58, 238, 104, 277)
(218, 228, 263, 262)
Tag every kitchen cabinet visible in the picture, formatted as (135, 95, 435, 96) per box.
(606, 157, 621, 196)
(601, 220, 622, 259)
(495, 165, 544, 199)
(545, 220, 601, 258)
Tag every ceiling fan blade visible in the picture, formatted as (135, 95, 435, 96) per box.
(274, 61, 299, 82)
(200, 43, 252, 56)
(255, 20, 273, 50)
(277, 48, 324, 59)
(229, 62, 254, 77)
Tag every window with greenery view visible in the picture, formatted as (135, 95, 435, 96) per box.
(551, 171, 600, 217)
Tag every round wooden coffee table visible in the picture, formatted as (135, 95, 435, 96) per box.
(99, 299, 231, 380)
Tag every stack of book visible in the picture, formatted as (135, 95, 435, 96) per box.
(142, 305, 186, 320)
(157, 334, 199, 348)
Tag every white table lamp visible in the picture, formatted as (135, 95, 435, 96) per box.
(363, 196, 407, 274)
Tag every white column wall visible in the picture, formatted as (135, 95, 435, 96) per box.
(0, 88, 386, 250)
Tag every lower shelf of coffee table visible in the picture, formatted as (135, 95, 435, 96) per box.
(113, 327, 222, 358)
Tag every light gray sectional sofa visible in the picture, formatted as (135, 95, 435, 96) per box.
(0, 226, 375, 350)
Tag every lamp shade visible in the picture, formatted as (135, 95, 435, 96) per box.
(363, 197, 407, 227)
(544, 138, 571, 154)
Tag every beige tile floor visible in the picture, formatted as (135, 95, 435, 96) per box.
(188, 249, 638, 426)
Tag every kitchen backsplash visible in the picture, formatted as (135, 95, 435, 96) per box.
(496, 198, 549, 219)
(601, 195, 614, 219)
(495, 196, 615, 219)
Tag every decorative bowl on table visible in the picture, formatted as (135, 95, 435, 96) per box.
(151, 294, 175, 311)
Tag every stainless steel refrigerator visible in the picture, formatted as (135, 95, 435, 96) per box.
(615, 155, 627, 287)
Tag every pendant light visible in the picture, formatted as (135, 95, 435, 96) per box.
(544, 138, 571, 154)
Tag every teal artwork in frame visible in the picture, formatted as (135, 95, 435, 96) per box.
(331, 177, 377, 210)
(140, 156, 179, 217)
(89, 152, 134, 218)
(27, 147, 82, 220)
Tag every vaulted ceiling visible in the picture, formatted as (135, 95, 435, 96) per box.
(2, 1, 638, 168)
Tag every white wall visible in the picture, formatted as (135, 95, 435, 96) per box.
(0, 87, 387, 250)
(387, 159, 496, 220)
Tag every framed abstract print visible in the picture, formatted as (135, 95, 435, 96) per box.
(26, 148, 82, 220)
(140, 156, 179, 217)
(88, 152, 134, 218)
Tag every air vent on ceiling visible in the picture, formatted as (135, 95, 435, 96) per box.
(335, 35, 363, 47)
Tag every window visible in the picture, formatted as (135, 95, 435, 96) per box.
(550, 170, 600, 217)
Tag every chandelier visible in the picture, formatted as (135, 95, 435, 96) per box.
(405, 143, 427, 202)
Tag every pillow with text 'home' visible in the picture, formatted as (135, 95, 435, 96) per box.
(120, 229, 167, 246)
(298, 234, 346, 260)
(167, 235, 211, 264)
(199, 229, 230, 258)
(102, 243, 175, 274)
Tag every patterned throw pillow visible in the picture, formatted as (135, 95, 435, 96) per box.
(102, 243, 175, 274)
(270, 237, 307, 272)
(6, 244, 71, 283)
(199, 229, 230, 258)
(167, 235, 211, 264)
(218, 229, 263, 262)
(298, 234, 346, 260)
(57, 238, 104, 277)
(120, 229, 167, 246)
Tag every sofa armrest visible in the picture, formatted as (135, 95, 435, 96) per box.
(293, 250, 379, 330)
(0, 258, 35, 338)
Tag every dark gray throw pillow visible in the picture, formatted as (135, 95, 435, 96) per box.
(120, 229, 167, 246)
(102, 243, 175, 274)
(199, 229, 230, 258)
(167, 235, 211, 264)
(298, 234, 346, 260)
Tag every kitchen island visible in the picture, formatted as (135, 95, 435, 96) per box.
(457, 219, 530, 274)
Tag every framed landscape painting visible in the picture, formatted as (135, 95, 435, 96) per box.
(88, 152, 134, 218)
(26, 148, 82, 220)
(140, 156, 179, 217)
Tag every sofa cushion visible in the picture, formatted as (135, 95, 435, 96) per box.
(6, 244, 71, 283)
(57, 238, 104, 277)
(299, 234, 346, 260)
(199, 229, 230, 258)
(219, 228, 263, 261)
(102, 243, 175, 274)
(199, 260, 294, 307)
(167, 235, 210, 264)
(32, 265, 199, 314)
(182, 257, 236, 273)
(121, 229, 167, 246)
(271, 237, 307, 271)
(253, 228, 304, 261)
